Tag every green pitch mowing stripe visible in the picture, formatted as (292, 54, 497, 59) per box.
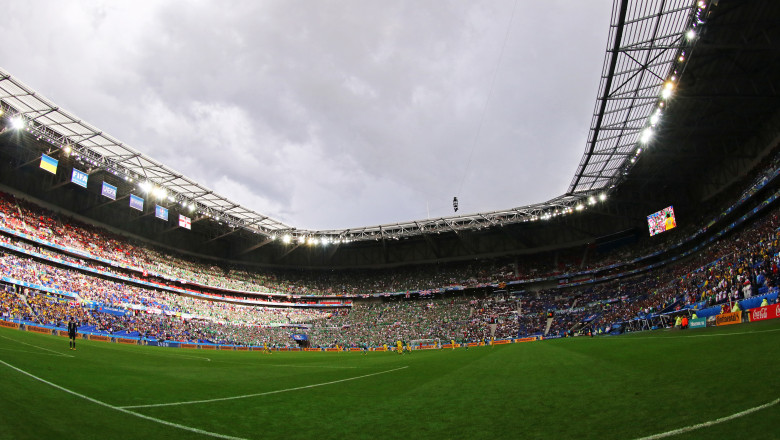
(0, 321, 778, 440)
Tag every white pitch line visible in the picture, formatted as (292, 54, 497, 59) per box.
(88, 342, 212, 362)
(120, 365, 409, 409)
(0, 358, 248, 440)
(603, 327, 780, 340)
(0, 334, 74, 358)
(246, 363, 358, 369)
(633, 397, 780, 440)
(0, 347, 72, 357)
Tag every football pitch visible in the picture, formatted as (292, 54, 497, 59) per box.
(0, 321, 778, 440)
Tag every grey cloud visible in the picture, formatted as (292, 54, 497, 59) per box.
(0, 0, 612, 229)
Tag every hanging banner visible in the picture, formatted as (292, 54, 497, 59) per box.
(178, 214, 191, 230)
(40, 154, 58, 174)
(129, 194, 144, 211)
(101, 182, 117, 200)
(71, 169, 88, 188)
(155, 205, 168, 221)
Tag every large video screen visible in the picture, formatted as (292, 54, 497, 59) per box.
(647, 206, 677, 237)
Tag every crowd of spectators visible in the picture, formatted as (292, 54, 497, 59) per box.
(0, 148, 779, 346)
(1, 202, 779, 345)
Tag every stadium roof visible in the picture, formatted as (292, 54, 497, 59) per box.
(569, 0, 703, 195)
(0, 0, 702, 244)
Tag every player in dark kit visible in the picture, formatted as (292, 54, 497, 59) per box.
(67, 318, 77, 350)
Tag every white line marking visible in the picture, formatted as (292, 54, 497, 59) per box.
(0, 334, 74, 358)
(0, 358, 248, 440)
(86, 341, 212, 361)
(604, 328, 780, 340)
(120, 365, 409, 409)
(247, 363, 358, 369)
(633, 397, 780, 439)
(0, 347, 72, 357)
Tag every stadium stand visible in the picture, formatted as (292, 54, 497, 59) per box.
(1, 148, 779, 347)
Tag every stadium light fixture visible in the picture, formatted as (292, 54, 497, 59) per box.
(139, 181, 152, 193)
(686, 29, 696, 40)
(575, 204, 584, 211)
(661, 81, 674, 99)
(10, 117, 25, 130)
(282, 234, 291, 244)
(650, 111, 661, 126)
(63, 145, 72, 154)
(640, 128, 653, 144)
(0, 109, 4, 116)
(151, 187, 167, 200)
(298, 236, 306, 244)
(599, 193, 607, 202)
(588, 196, 596, 205)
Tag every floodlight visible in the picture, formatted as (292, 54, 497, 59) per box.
(298, 236, 306, 244)
(63, 145, 72, 154)
(10, 117, 24, 130)
(151, 187, 167, 200)
(599, 193, 607, 202)
(686, 29, 696, 40)
(661, 82, 674, 100)
(575, 204, 584, 211)
(282, 234, 291, 244)
(588, 196, 596, 205)
(139, 181, 152, 193)
(650, 112, 660, 126)
(320, 237, 328, 245)
(640, 128, 653, 144)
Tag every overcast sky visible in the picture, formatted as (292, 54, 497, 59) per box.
(2, 0, 612, 230)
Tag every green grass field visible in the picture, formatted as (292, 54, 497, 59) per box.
(0, 321, 779, 440)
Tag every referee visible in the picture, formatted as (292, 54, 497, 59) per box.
(67, 318, 77, 351)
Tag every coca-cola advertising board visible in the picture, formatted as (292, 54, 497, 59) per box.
(749, 304, 780, 322)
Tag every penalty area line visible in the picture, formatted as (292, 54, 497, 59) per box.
(0, 359, 248, 440)
(0, 347, 73, 357)
(0, 334, 73, 358)
(120, 365, 410, 409)
(632, 397, 780, 440)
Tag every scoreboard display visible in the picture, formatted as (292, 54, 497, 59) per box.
(647, 206, 677, 236)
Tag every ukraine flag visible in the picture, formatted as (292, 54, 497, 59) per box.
(40, 154, 58, 174)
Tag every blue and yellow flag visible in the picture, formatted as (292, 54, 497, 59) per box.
(40, 154, 58, 174)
